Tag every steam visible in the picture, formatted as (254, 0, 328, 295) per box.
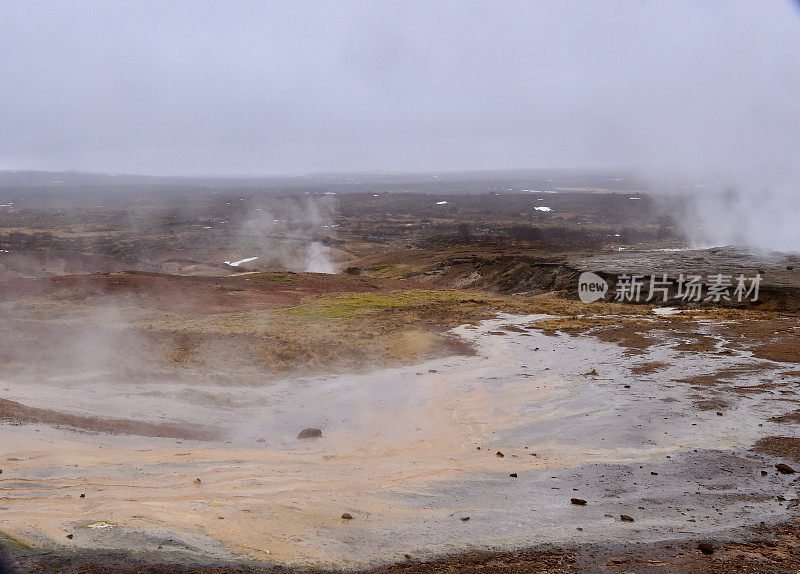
(661, 169, 800, 254)
(235, 196, 337, 273)
(305, 242, 335, 274)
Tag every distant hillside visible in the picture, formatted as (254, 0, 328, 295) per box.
(0, 168, 646, 193)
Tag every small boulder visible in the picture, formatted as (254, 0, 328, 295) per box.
(297, 428, 323, 439)
(697, 541, 714, 555)
(620, 514, 635, 522)
(571, 498, 587, 506)
(341, 512, 353, 520)
(776, 463, 796, 474)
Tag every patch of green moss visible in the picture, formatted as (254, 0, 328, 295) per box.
(284, 290, 474, 319)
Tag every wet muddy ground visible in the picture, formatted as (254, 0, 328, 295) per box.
(3, 312, 800, 571)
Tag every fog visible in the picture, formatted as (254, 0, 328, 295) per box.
(1, 1, 798, 177)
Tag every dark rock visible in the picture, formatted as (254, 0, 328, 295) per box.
(776, 463, 796, 474)
(571, 498, 587, 505)
(509, 473, 518, 478)
(341, 512, 353, 520)
(651, 471, 658, 475)
(79, 493, 85, 498)
(460, 516, 470, 521)
(620, 514, 635, 522)
(496, 451, 504, 458)
(697, 542, 714, 554)
(297, 428, 323, 439)
(193, 478, 201, 484)
(66, 534, 73, 539)
(761, 470, 768, 476)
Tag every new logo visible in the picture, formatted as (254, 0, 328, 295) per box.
(578, 271, 608, 303)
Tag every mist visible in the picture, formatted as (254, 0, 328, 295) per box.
(0, 1, 797, 175)
(235, 196, 337, 272)
(1, 1, 799, 251)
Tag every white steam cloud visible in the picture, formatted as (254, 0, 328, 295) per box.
(235, 196, 337, 273)
(305, 242, 335, 274)
(672, 170, 800, 254)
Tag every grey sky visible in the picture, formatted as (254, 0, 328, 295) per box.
(1, 1, 798, 175)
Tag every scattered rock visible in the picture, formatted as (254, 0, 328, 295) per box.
(650, 471, 658, 475)
(297, 428, 323, 439)
(697, 541, 715, 555)
(496, 451, 504, 458)
(620, 514, 635, 522)
(460, 516, 470, 521)
(509, 473, 518, 478)
(776, 463, 796, 474)
(571, 498, 587, 506)
(428, 369, 438, 373)
(341, 513, 353, 520)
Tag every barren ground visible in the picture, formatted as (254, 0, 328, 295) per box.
(2, 187, 800, 572)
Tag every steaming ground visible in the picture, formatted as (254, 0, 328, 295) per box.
(3, 312, 800, 569)
(4, 189, 800, 571)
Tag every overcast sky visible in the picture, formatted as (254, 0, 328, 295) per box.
(1, 1, 798, 176)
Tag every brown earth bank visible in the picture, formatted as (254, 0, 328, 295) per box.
(0, 398, 216, 440)
(0, 270, 451, 314)
(8, 520, 800, 573)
